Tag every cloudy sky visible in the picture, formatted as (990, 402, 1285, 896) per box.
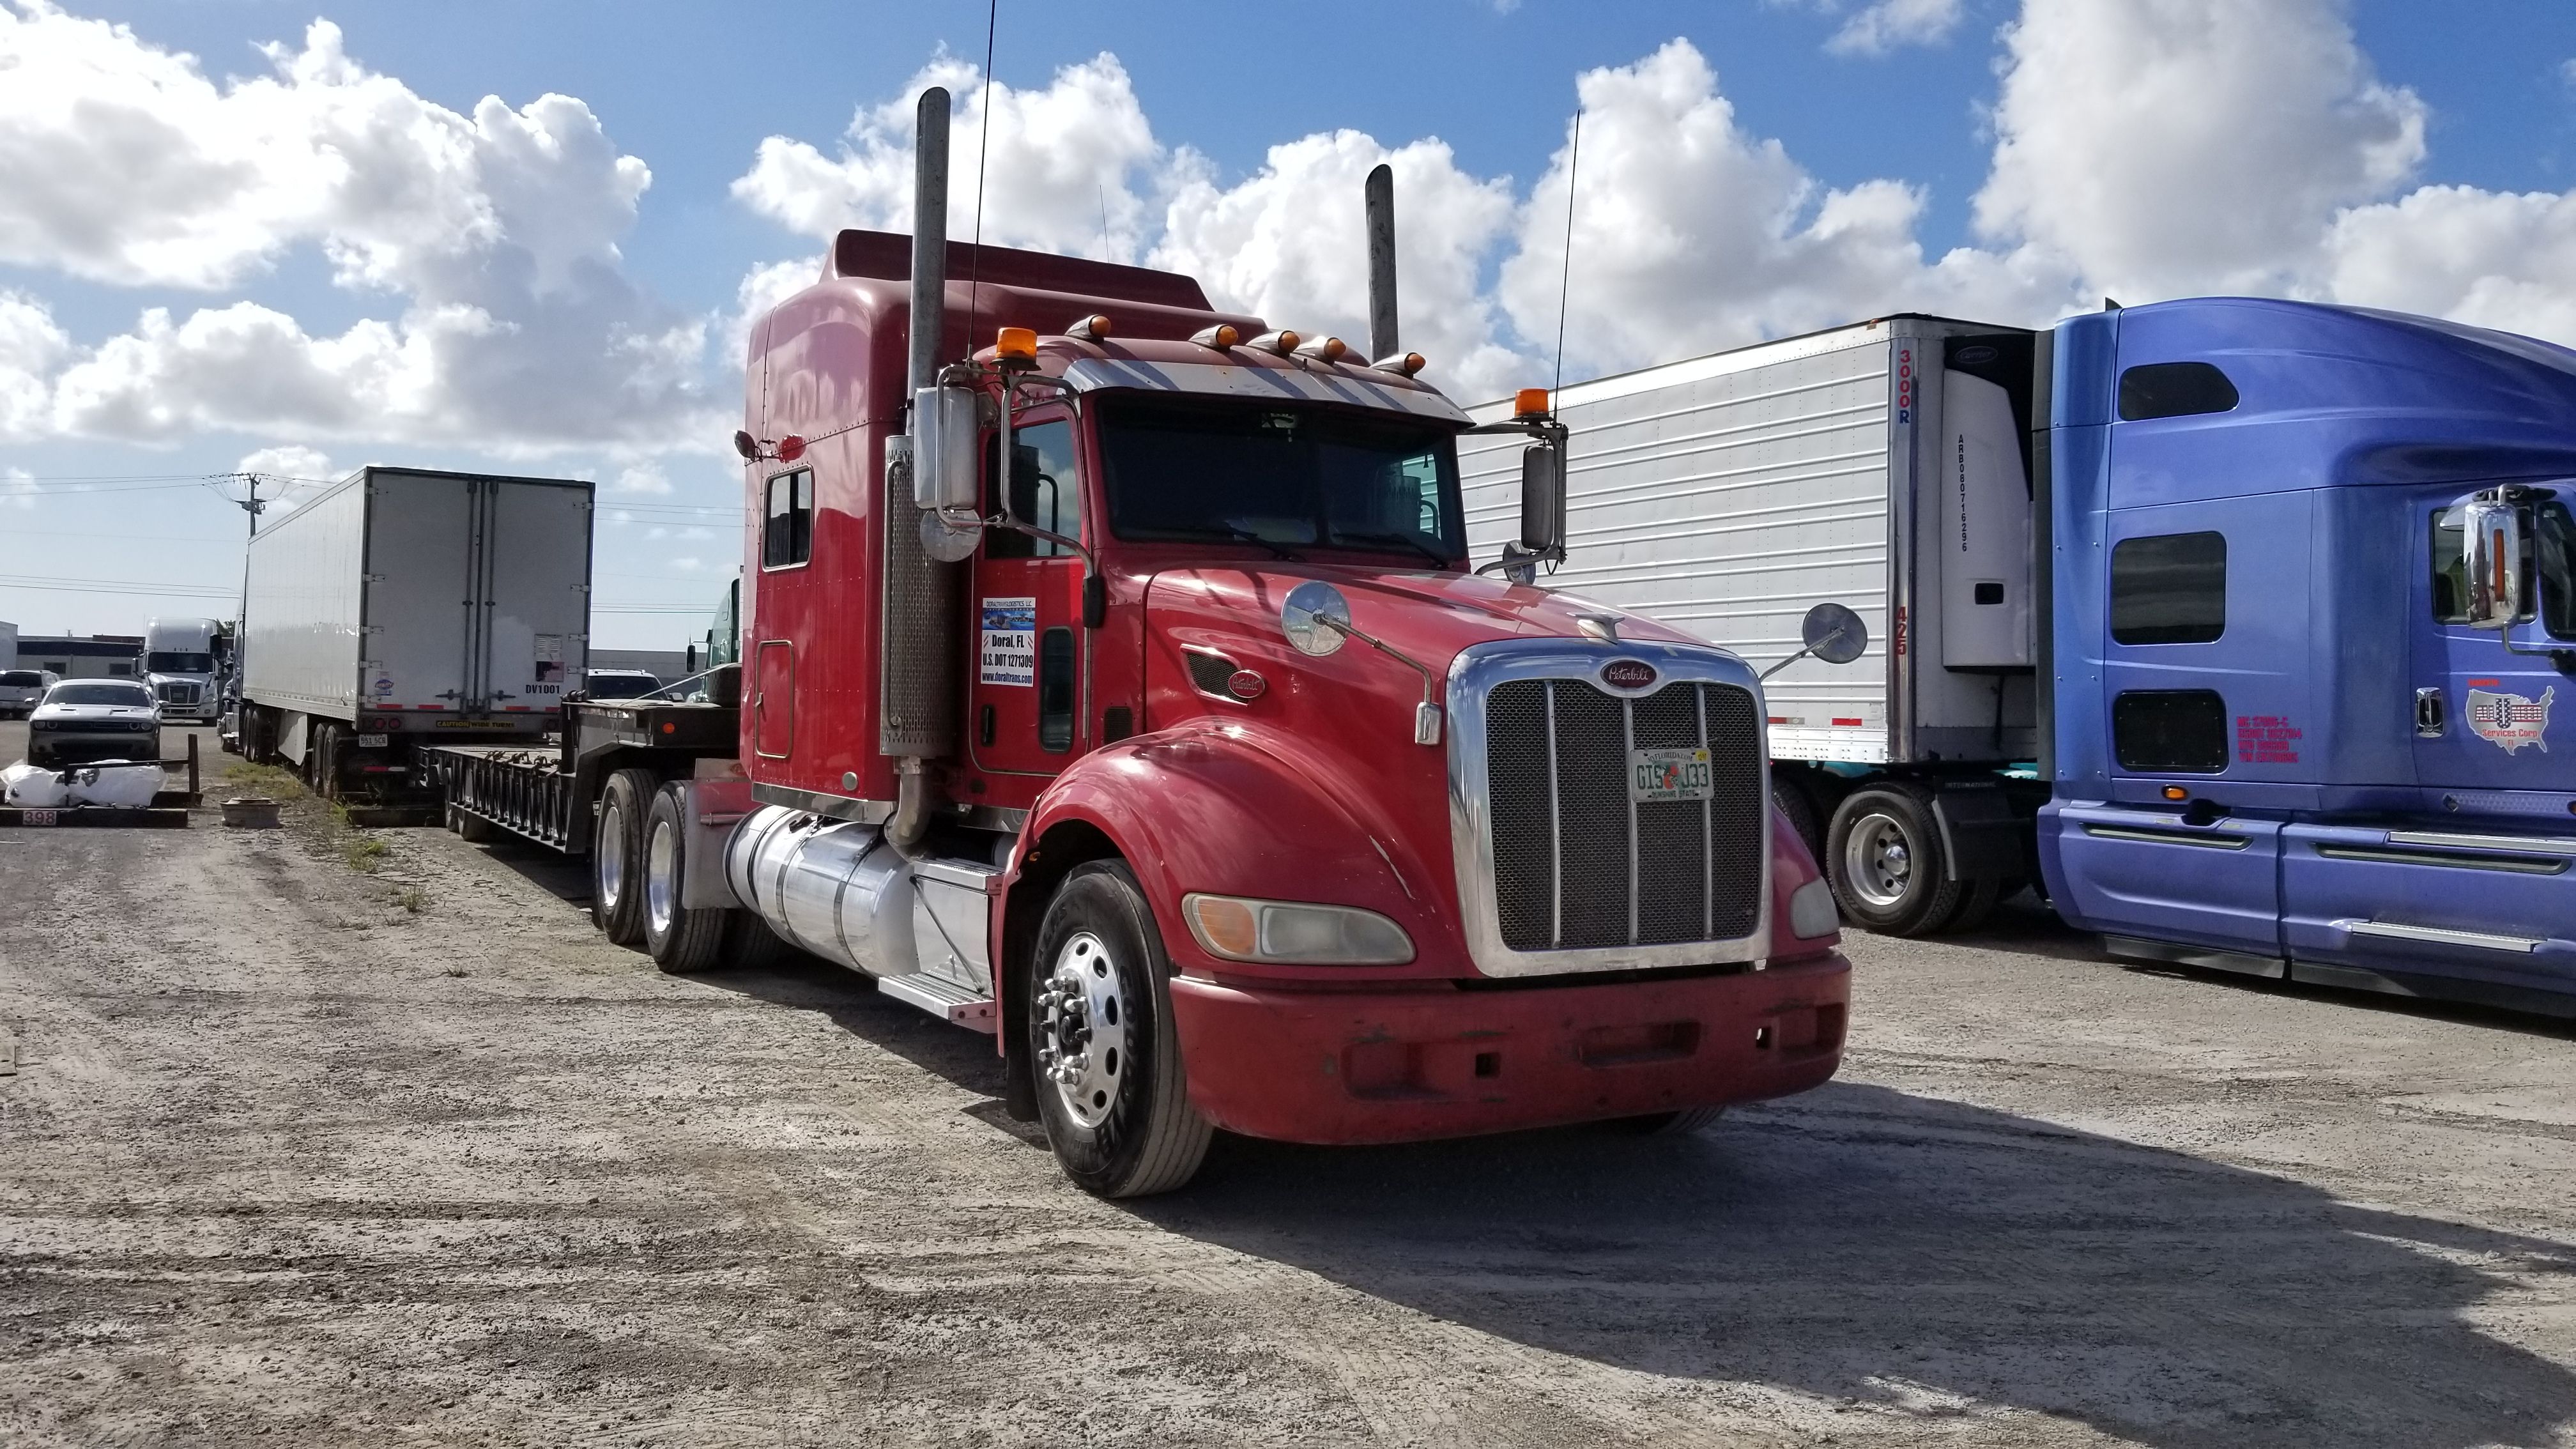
(4, 0, 2576, 646)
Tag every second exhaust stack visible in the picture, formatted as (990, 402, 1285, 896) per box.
(1366, 163, 1399, 362)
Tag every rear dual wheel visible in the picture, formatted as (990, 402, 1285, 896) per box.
(592, 769, 655, 946)
(640, 784, 727, 974)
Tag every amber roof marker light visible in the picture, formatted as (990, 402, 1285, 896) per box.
(1190, 323, 1241, 349)
(1064, 314, 1113, 342)
(1370, 351, 1426, 377)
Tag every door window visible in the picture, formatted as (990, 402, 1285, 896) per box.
(2110, 532, 2227, 645)
(762, 468, 813, 569)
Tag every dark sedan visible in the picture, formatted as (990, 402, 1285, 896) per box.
(27, 680, 163, 767)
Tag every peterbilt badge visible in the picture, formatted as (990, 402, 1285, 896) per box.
(1600, 659, 1658, 690)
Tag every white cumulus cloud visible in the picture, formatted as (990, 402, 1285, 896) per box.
(0, 4, 719, 456)
(1776, 0, 1969, 56)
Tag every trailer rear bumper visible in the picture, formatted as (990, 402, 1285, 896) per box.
(1165, 951, 1849, 1144)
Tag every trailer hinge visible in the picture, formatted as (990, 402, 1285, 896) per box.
(359, 625, 385, 634)
(363, 574, 387, 583)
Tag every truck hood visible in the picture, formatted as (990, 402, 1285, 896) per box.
(1140, 564, 1727, 922)
(1144, 563, 1709, 684)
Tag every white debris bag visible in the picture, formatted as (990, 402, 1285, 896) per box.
(2, 762, 69, 807)
(65, 762, 164, 808)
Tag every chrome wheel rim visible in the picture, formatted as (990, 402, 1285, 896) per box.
(597, 799, 627, 912)
(1034, 931, 1129, 1128)
(1841, 811, 1915, 909)
(645, 816, 678, 936)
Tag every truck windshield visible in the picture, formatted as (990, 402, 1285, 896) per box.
(1094, 396, 1465, 563)
(147, 651, 213, 673)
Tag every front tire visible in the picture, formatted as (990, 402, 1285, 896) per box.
(593, 768, 655, 946)
(1027, 862, 1211, 1198)
(640, 785, 728, 974)
(1826, 784, 1965, 936)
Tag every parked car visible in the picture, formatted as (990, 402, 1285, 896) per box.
(0, 668, 61, 719)
(580, 669, 664, 700)
(27, 679, 162, 768)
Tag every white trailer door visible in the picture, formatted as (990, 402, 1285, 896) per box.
(479, 480, 592, 718)
(365, 471, 477, 714)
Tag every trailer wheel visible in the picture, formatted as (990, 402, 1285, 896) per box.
(1825, 784, 1965, 937)
(640, 785, 728, 974)
(592, 768, 654, 946)
(1027, 861, 1211, 1199)
(1771, 772, 1824, 866)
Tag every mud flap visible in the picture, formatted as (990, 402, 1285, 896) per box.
(1933, 782, 2023, 882)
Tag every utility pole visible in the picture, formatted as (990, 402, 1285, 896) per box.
(230, 473, 268, 712)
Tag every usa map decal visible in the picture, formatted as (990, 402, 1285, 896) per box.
(2465, 685, 2554, 755)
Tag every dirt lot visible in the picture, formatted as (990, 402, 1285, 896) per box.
(6, 730, 2576, 1446)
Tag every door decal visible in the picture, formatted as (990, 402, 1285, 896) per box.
(2467, 685, 2554, 754)
(979, 597, 1037, 687)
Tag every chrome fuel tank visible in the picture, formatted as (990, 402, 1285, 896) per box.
(724, 806, 920, 979)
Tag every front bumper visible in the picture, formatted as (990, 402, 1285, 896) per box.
(1167, 952, 1850, 1145)
(29, 730, 160, 765)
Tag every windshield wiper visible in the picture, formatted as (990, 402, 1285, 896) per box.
(1211, 526, 1303, 560)
(1330, 532, 1454, 569)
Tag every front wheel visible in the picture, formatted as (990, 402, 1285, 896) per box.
(1027, 862, 1211, 1198)
(640, 785, 728, 974)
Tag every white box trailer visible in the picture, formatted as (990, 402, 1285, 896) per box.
(240, 467, 594, 804)
(1462, 316, 2044, 926)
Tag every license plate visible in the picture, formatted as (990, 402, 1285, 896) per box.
(357, 733, 388, 748)
(1630, 747, 1713, 803)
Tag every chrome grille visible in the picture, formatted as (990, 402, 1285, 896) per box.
(1483, 677, 1764, 953)
(156, 681, 201, 705)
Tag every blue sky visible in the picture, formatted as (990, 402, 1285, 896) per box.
(5, 0, 2576, 645)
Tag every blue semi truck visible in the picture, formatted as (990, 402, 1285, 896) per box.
(1464, 297, 2574, 1014)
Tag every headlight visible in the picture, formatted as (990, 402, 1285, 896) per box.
(1789, 876, 1840, 940)
(1181, 893, 1414, 965)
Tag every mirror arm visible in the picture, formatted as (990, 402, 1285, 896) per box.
(1316, 615, 1444, 746)
(1759, 643, 1820, 682)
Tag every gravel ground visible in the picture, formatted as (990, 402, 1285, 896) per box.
(5, 730, 2576, 1446)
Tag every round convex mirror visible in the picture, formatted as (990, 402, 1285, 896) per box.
(1280, 581, 1352, 657)
(1801, 601, 1869, 665)
(919, 511, 981, 563)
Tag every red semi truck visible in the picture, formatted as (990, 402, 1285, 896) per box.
(466, 90, 1850, 1197)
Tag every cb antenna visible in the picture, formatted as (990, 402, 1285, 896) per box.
(1551, 102, 1583, 404)
(965, 0, 999, 347)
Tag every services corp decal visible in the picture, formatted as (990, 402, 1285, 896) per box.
(2466, 684, 2554, 755)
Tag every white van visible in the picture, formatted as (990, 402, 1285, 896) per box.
(0, 668, 60, 718)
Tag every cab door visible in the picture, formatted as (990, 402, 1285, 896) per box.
(2292, 489, 2576, 986)
(966, 411, 1087, 793)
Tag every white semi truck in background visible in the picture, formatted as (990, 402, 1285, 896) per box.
(237, 466, 594, 813)
(144, 617, 226, 723)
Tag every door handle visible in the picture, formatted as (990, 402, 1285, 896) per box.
(2414, 686, 2446, 738)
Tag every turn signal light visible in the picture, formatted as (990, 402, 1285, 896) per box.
(1514, 388, 1551, 419)
(995, 326, 1038, 362)
(2162, 786, 2188, 801)
(1190, 323, 1241, 349)
(776, 435, 807, 463)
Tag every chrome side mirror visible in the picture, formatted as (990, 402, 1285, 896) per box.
(1761, 602, 1871, 680)
(912, 384, 981, 513)
(2460, 496, 2523, 630)
(1519, 440, 1567, 558)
